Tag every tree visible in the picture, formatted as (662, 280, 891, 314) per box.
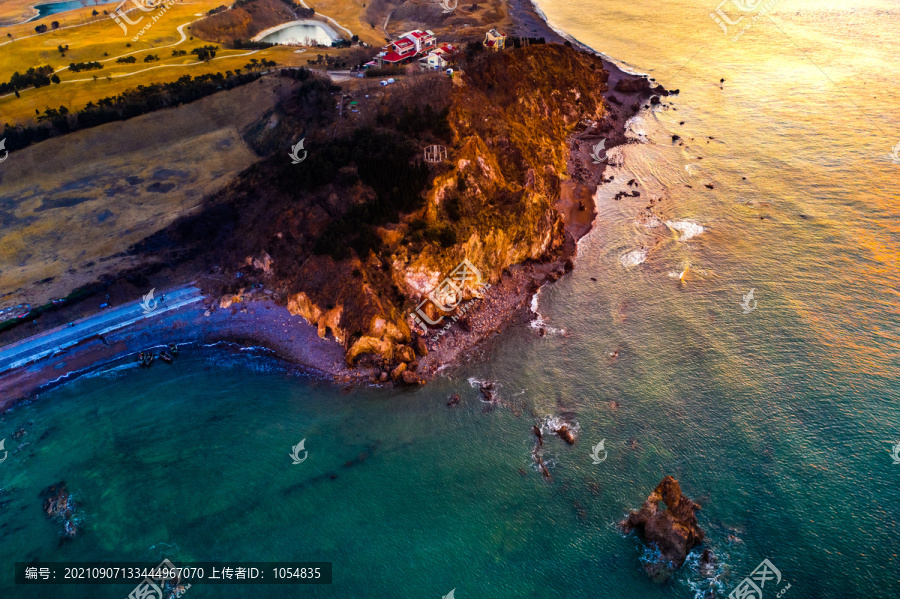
(92, 9, 99, 15)
(51, 74, 60, 84)
(191, 45, 219, 61)
(51, 21, 59, 29)
(34, 24, 48, 33)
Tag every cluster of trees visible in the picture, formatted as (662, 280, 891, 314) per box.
(207, 5, 227, 14)
(308, 129, 431, 259)
(36, 105, 69, 125)
(0, 65, 54, 95)
(191, 45, 219, 61)
(376, 103, 452, 140)
(406, 218, 456, 247)
(508, 36, 546, 47)
(232, 39, 275, 50)
(33, 20, 60, 33)
(68, 61, 103, 72)
(243, 58, 276, 70)
(144, 54, 160, 63)
(172, 49, 187, 57)
(57, 44, 70, 55)
(116, 56, 137, 64)
(2, 71, 265, 153)
(271, 0, 314, 17)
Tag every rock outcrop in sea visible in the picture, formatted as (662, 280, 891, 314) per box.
(41, 481, 79, 539)
(621, 476, 705, 581)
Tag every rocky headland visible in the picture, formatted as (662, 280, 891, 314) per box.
(0, 18, 665, 404)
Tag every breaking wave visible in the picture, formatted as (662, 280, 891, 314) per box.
(666, 220, 705, 241)
(620, 248, 648, 267)
(529, 291, 566, 335)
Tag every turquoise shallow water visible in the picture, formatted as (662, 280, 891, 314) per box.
(2, 0, 900, 597)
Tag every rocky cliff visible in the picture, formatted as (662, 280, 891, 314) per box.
(170, 44, 609, 372)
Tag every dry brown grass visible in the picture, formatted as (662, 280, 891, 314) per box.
(0, 76, 297, 308)
(190, 0, 295, 44)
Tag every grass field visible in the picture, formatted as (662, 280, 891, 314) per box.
(0, 0, 347, 125)
(0, 74, 302, 308)
(0, 0, 373, 310)
(0, 0, 44, 26)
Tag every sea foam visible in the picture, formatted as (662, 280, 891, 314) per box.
(620, 248, 648, 267)
(666, 220, 705, 241)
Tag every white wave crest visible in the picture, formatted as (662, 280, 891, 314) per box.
(666, 220, 705, 241)
(620, 248, 648, 267)
(529, 291, 566, 336)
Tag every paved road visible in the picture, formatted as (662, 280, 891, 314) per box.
(0, 284, 204, 374)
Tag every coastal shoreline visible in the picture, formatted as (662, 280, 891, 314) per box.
(0, 0, 664, 410)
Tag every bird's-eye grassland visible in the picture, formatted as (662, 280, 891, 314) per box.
(0, 0, 326, 124)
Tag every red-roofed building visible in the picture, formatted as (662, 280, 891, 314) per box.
(418, 44, 457, 71)
(377, 30, 437, 66)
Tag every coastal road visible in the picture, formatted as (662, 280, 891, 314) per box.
(0, 284, 204, 374)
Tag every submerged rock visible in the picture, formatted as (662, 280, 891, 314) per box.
(479, 382, 495, 402)
(621, 476, 704, 581)
(41, 481, 79, 539)
(532, 425, 543, 446)
(556, 424, 576, 445)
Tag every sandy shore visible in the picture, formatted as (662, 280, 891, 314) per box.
(0, 1, 663, 409)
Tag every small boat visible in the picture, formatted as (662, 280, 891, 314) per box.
(159, 351, 173, 364)
(139, 352, 154, 367)
(168, 344, 179, 357)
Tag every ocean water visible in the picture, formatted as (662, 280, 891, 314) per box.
(2, 0, 899, 597)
